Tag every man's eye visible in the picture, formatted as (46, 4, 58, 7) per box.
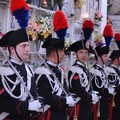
(22, 44, 29, 48)
(22, 45, 26, 48)
(79, 51, 83, 54)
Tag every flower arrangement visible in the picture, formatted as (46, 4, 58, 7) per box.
(94, 33, 103, 46)
(27, 20, 40, 41)
(64, 38, 72, 50)
(27, 13, 53, 41)
(95, 11, 103, 21)
(75, 0, 86, 9)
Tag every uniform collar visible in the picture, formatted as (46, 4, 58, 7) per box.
(96, 63, 104, 69)
(10, 56, 23, 65)
(76, 60, 86, 67)
(111, 64, 118, 69)
(46, 61, 58, 67)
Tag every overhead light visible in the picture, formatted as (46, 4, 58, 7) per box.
(81, 12, 89, 19)
(42, 0, 47, 7)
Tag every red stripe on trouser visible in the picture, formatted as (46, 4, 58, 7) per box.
(68, 104, 80, 120)
(76, 104, 80, 118)
(68, 106, 75, 120)
(109, 99, 113, 120)
(46, 110, 51, 120)
(93, 103, 98, 120)
(39, 113, 45, 120)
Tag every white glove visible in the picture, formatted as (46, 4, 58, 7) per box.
(66, 96, 76, 106)
(108, 86, 115, 95)
(28, 100, 41, 112)
(92, 92, 99, 104)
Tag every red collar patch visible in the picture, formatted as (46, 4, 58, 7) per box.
(73, 75, 79, 80)
(0, 88, 5, 95)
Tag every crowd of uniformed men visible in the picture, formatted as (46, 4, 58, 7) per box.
(0, 28, 120, 120)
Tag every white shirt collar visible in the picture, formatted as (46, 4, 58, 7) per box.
(96, 63, 104, 69)
(10, 56, 23, 65)
(46, 61, 57, 67)
(76, 60, 86, 67)
(111, 64, 118, 68)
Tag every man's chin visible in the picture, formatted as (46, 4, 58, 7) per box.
(23, 56, 29, 62)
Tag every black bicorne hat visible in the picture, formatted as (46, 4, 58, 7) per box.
(0, 30, 15, 47)
(0, 28, 29, 47)
(8, 28, 29, 46)
(42, 38, 64, 50)
(95, 44, 109, 57)
(109, 50, 120, 59)
(67, 40, 90, 52)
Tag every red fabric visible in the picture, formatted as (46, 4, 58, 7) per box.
(58, 96, 62, 109)
(68, 106, 75, 120)
(0, 88, 5, 95)
(73, 75, 79, 80)
(46, 110, 51, 120)
(68, 104, 80, 120)
(16, 101, 22, 115)
(0, 34, 4, 37)
(53, 10, 68, 31)
(103, 24, 113, 36)
(114, 33, 120, 41)
(109, 99, 113, 120)
(82, 20, 94, 29)
(10, 0, 29, 12)
(38, 113, 45, 120)
(92, 103, 98, 120)
(61, 66, 65, 71)
(76, 104, 80, 118)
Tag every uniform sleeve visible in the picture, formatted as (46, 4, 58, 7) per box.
(35, 74, 68, 112)
(91, 74, 108, 97)
(0, 82, 28, 116)
(68, 71, 92, 104)
(0, 76, 37, 118)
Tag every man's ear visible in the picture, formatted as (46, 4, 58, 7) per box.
(9, 46, 15, 54)
(51, 49, 56, 57)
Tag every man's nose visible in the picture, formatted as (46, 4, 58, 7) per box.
(26, 46, 30, 52)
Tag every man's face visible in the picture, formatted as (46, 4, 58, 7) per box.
(77, 49, 88, 63)
(112, 57, 120, 66)
(101, 54, 108, 64)
(119, 57, 120, 66)
(15, 42, 30, 61)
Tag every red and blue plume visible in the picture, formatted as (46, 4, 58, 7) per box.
(114, 33, 120, 49)
(103, 24, 113, 46)
(10, 0, 29, 28)
(53, 10, 68, 39)
(82, 19, 94, 40)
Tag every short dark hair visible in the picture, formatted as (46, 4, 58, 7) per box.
(46, 48, 56, 57)
(111, 57, 118, 62)
(95, 53, 98, 61)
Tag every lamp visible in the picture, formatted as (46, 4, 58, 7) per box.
(42, 0, 47, 7)
(81, 12, 89, 19)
